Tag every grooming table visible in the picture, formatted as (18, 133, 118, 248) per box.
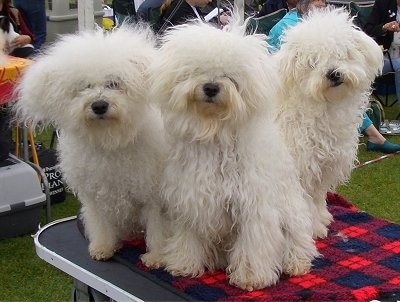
(34, 217, 192, 302)
(34, 193, 400, 301)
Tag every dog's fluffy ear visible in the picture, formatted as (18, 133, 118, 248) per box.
(13, 57, 59, 128)
(275, 45, 301, 91)
(353, 29, 383, 77)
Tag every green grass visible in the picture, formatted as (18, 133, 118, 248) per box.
(0, 195, 80, 302)
(1, 97, 400, 301)
(337, 95, 400, 223)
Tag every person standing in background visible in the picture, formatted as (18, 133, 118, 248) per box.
(12, 0, 46, 49)
(364, 0, 400, 118)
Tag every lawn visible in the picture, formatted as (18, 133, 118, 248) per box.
(1, 96, 399, 301)
(337, 96, 400, 224)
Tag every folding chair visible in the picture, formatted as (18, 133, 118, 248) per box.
(373, 51, 397, 107)
(348, 1, 374, 28)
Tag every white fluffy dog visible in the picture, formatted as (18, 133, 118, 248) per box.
(274, 8, 383, 238)
(145, 20, 318, 291)
(14, 26, 167, 261)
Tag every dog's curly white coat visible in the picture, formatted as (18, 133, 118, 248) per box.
(14, 26, 167, 261)
(145, 20, 318, 291)
(274, 8, 383, 238)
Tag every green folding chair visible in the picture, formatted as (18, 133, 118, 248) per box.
(348, 1, 374, 28)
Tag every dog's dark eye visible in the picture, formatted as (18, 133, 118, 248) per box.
(105, 80, 120, 90)
(308, 60, 317, 69)
(79, 83, 93, 90)
(226, 76, 239, 89)
(76, 83, 93, 93)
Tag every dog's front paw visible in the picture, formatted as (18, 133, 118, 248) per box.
(283, 243, 319, 276)
(320, 208, 333, 226)
(165, 262, 205, 277)
(228, 266, 279, 291)
(163, 255, 205, 277)
(140, 252, 164, 269)
(88, 242, 119, 261)
(283, 258, 312, 276)
(312, 221, 328, 239)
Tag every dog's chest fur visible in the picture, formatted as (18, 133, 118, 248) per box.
(164, 138, 246, 239)
(279, 99, 361, 191)
(57, 134, 161, 231)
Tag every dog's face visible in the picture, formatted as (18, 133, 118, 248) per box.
(277, 7, 383, 103)
(64, 73, 143, 148)
(168, 71, 241, 122)
(15, 26, 156, 149)
(151, 21, 279, 141)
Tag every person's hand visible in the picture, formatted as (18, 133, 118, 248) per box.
(382, 21, 400, 32)
(219, 13, 229, 26)
(10, 35, 31, 49)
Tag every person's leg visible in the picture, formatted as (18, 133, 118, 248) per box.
(360, 113, 400, 153)
(358, 113, 373, 134)
(30, 0, 47, 49)
(383, 56, 400, 103)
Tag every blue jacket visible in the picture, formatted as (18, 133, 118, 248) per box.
(267, 9, 300, 52)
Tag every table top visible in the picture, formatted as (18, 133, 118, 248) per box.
(34, 217, 191, 302)
(34, 196, 400, 302)
(0, 56, 32, 104)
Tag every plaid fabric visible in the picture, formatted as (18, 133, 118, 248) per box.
(117, 192, 400, 301)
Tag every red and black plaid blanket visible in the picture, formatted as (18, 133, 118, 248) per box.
(116, 193, 400, 301)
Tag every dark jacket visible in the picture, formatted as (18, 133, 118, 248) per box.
(113, 0, 136, 15)
(137, 0, 164, 22)
(364, 0, 397, 50)
(258, 0, 287, 17)
(156, 0, 204, 33)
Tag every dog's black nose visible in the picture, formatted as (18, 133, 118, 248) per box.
(326, 69, 343, 87)
(91, 100, 109, 115)
(203, 83, 220, 98)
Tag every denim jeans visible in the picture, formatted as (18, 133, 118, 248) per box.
(13, 0, 47, 49)
(382, 56, 400, 103)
